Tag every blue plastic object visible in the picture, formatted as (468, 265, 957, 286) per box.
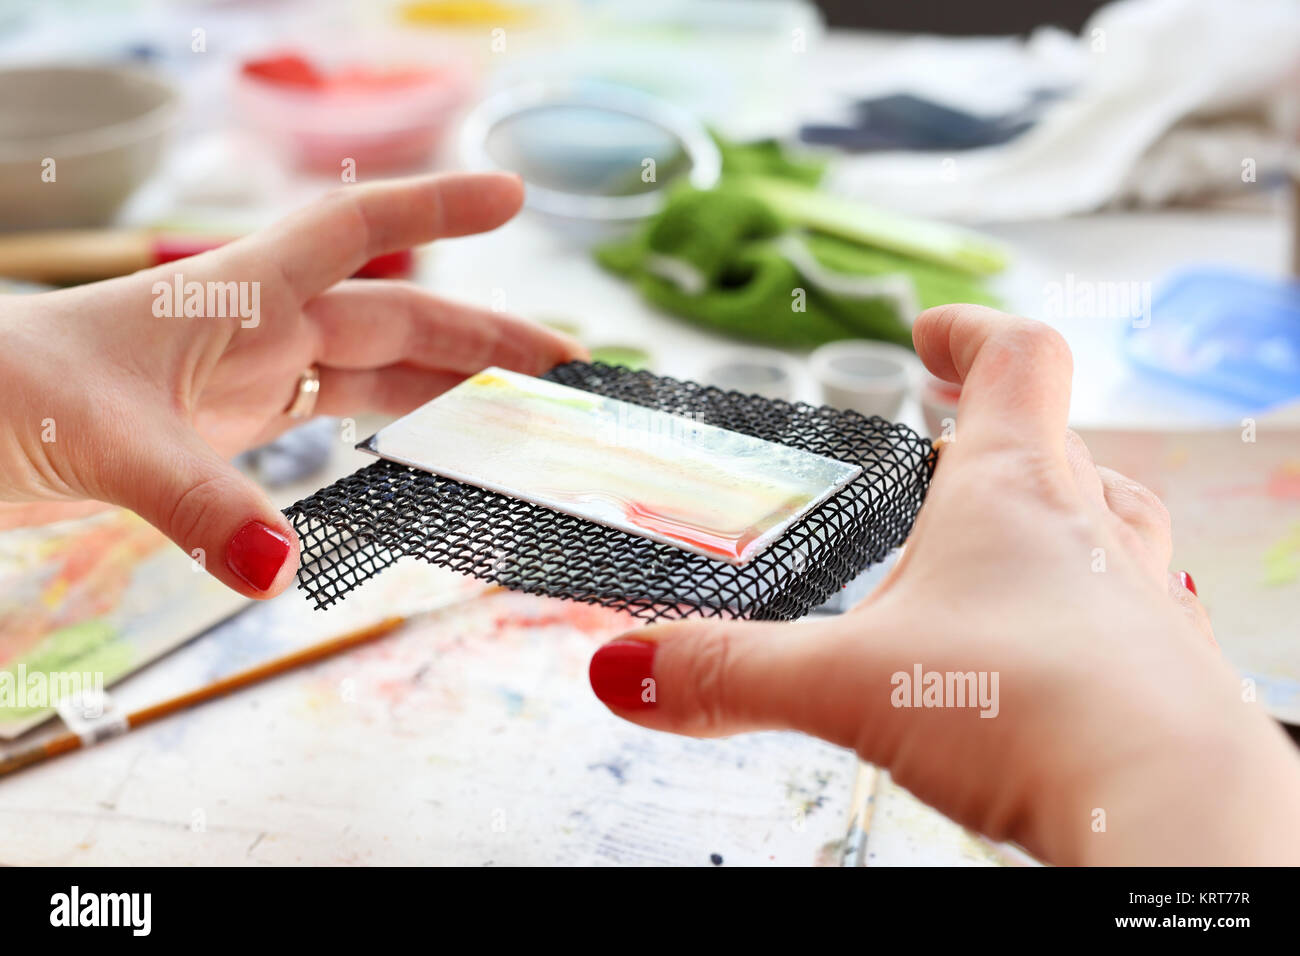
(1125, 268, 1300, 408)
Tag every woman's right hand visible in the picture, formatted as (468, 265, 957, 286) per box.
(588, 304, 1300, 865)
(0, 173, 582, 599)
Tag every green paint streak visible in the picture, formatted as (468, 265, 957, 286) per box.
(589, 345, 652, 371)
(1263, 523, 1300, 586)
(471, 371, 599, 413)
(0, 619, 133, 718)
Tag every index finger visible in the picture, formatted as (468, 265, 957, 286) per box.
(913, 304, 1073, 450)
(303, 280, 586, 375)
(224, 172, 525, 300)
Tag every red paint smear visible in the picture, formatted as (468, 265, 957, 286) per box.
(151, 236, 412, 279)
(1265, 466, 1300, 500)
(241, 53, 438, 92)
(622, 500, 759, 562)
(1215, 463, 1300, 501)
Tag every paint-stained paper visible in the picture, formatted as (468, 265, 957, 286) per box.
(359, 368, 861, 564)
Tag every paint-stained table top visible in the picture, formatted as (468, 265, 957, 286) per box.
(0, 432, 1024, 867)
(0, 567, 865, 866)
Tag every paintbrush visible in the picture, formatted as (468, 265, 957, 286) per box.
(0, 228, 413, 285)
(0, 617, 403, 777)
(0, 588, 497, 778)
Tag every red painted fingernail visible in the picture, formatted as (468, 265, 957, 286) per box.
(589, 639, 658, 710)
(227, 520, 290, 591)
(1178, 570, 1197, 596)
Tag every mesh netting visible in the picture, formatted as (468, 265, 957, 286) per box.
(284, 361, 935, 622)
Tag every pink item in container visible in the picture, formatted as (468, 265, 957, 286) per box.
(236, 51, 472, 173)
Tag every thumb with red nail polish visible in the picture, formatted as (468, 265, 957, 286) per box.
(107, 423, 298, 598)
(589, 639, 659, 710)
(589, 620, 850, 741)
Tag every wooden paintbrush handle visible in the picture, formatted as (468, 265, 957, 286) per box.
(0, 229, 152, 283)
(0, 611, 429, 779)
(0, 733, 82, 777)
(126, 616, 407, 730)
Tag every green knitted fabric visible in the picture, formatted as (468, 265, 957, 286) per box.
(710, 134, 827, 187)
(597, 185, 1000, 349)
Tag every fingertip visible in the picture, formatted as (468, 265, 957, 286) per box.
(589, 637, 659, 711)
(556, 332, 589, 364)
(266, 522, 301, 598)
(913, 304, 963, 384)
(225, 518, 299, 600)
(515, 318, 587, 370)
(912, 303, 1074, 447)
(411, 170, 527, 239)
(913, 303, 1006, 384)
(479, 170, 526, 222)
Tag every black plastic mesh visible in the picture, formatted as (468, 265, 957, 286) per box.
(284, 361, 935, 622)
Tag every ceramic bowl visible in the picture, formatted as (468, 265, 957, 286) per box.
(0, 65, 180, 230)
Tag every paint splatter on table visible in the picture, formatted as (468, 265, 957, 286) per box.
(0, 511, 245, 738)
(1076, 424, 1300, 721)
(0, 564, 873, 865)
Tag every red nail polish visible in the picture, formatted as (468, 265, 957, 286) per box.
(589, 639, 657, 710)
(1178, 570, 1197, 596)
(227, 520, 290, 591)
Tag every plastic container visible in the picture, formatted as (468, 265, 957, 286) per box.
(810, 340, 915, 420)
(702, 349, 799, 401)
(235, 49, 473, 173)
(1125, 268, 1300, 409)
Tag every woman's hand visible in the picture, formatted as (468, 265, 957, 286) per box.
(588, 304, 1300, 865)
(0, 172, 583, 597)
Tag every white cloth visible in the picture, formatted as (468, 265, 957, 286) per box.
(825, 0, 1300, 222)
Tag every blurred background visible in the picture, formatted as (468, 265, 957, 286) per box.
(0, 0, 1296, 426)
(1, 0, 1298, 866)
